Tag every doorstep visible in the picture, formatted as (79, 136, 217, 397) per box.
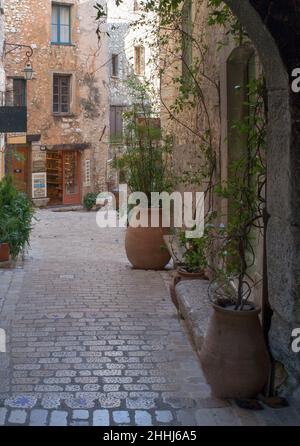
(48, 205, 84, 212)
(175, 279, 212, 353)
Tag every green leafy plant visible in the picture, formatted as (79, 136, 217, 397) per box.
(0, 176, 35, 259)
(112, 79, 174, 201)
(83, 192, 98, 211)
(177, 226, 211, 273)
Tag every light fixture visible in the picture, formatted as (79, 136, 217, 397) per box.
(4, 42, 34, 81)
(24, 61, 34, 81)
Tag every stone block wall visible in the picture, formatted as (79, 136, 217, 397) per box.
(4, 0, 110, 194)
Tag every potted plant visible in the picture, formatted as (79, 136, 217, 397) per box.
(0, 176, 35, 262)
(0, 219, 10, 262)
(199, 175, 270, 399)
(169, 227, 210, 308)
(83, 192, 98, 211)
(112, 81, 174, 270)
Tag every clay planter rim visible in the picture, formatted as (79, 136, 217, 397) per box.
(177, 267, 208, 279)
(212, 302, 261, 317)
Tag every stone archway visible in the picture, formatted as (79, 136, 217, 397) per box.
(223, 0, 300, 396)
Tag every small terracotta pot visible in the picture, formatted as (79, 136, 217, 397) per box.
(125, 208, 170, 270)
(199, 303, 270, 399)
(0, 243, 10, 262)
(170, 268, 207, 309)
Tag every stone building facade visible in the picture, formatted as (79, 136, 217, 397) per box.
(161, 0, 300, 397)
(4, 0, 110, 206)
(106, 0, 159, 186)
(0, 0, 5, 180)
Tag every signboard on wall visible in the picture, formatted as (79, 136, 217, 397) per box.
(0, 107, 27, 132)
(7, 133, 27, 145)
(32, 151, 46, 173)
(32, 172, 47, 199)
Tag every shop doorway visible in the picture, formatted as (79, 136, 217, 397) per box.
(6, 145, 30, 194)
(46, 150, 81, 205)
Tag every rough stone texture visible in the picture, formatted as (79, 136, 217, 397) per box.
(175, 280, 211, 352)
(4, 0, 110, 197)
(0, 3, 5, 180)
(225, 0, 300, 399)
(0, 209, 300, 425)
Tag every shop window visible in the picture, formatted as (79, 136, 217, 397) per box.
(52, 3, 71, 44)
(134, 46, 145, 76)
(53, 74, 71, 114)
(13, 79, 27, 106)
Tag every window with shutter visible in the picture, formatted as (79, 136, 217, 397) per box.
(52, 4, 71, 44)
(134, 46, 145, 76)
(53, 74, 71, 114)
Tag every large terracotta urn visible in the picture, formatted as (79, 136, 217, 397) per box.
(199, 304, 270, 399)
(125, 208, 170, 270)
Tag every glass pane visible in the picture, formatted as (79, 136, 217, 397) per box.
(60, 6, 70, 26)
(52, 5, 59, 25)
(60, 25, 70, 43)
(51, 24, 58, 42)
(64, 152, 78, 195)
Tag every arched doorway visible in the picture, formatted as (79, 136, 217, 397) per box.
(223, 0, 300, 396)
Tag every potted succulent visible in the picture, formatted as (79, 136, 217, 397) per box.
(113, 82, 174, 270)
(0, 176, 35, 263)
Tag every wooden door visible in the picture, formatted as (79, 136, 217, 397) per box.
(7, 146, 29, 194)
(62, 151, 81, 205)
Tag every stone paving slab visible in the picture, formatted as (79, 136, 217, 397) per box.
(0, 210, 299, 426)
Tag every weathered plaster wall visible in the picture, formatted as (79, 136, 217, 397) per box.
(4, 0, 109, 193)
(224, 0, 300, 399)
(107, 0, 159, 108)
(0, 1, 5, 180)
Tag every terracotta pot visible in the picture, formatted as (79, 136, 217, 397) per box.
(0, 243, 10, 262)
(170, 268, 207, 309)
(199, 303, 270, 399)
(125, 208, 170, 270)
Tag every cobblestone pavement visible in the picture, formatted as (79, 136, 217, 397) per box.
(0, 210, 300, 426)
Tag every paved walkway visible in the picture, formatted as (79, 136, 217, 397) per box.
(0, 210, 300, 426)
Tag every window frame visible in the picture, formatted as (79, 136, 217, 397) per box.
(53, 74, 72, 115)
(13, 78, 27, 107)
(111, 54, 119, 78)
(51, 3, 72, 45)
(110, 105, 124, 142)
(134, 46, 145, 76)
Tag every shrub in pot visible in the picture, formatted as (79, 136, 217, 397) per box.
(113, 82, 174, 270)
(200, 184, 270, 398)
(0, 176, 35, 261)
(169, 227, 210, 308)
(83, 192, 98, 211)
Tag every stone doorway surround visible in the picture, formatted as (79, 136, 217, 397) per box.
(223, 0, 300, 396)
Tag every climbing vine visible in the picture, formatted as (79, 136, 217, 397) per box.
(95, 0, 268, 308)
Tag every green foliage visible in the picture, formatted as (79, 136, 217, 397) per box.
(0, 176, 35, 259)
(83, 192, 98, 211)
(211, 77, 267, 308)
(112, 80, 174, 199)
(178, 227, 211, 273)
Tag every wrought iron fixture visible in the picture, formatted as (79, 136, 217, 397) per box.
(4, 42, 34, 80)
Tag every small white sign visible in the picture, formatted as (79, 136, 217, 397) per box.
(32, 172, 47, 199)
(0, 328, 6, 353)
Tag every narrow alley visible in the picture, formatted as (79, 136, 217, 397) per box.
(0, 210, 299, 426)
